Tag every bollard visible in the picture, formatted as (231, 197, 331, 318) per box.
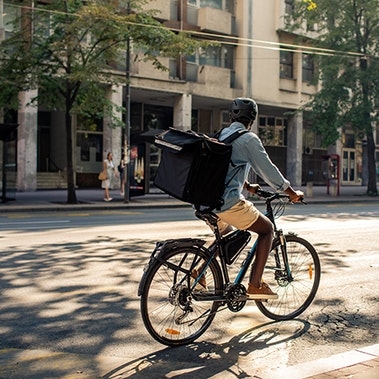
(330, 179, 338, 196)
(306, 182, 313, 197)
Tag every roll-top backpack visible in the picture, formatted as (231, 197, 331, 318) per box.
(153, 127, 248, 209)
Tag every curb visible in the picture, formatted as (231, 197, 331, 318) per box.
(1, 197, 378, 214)
(255, 343, 379, 379)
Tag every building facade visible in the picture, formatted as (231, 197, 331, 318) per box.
(0, 0, 377, 196)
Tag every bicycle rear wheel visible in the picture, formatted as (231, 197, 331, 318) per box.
(256, 234, 320, 320)
(140, 246, 223, 346)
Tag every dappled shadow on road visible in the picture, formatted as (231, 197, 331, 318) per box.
(0, 235, 156, 359)
(313, 241, 358, 272)
(307, 238, 378, 348)
(101, 302, 378, 379)
(102, 319, 311, 379)
(1, 230, 377, 379)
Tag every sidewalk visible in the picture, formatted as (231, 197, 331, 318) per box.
(256, 343, 379, 379)
(1, 185, 378, 212)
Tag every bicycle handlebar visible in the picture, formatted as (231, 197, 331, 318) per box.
(256, 189, 287, 199)
(195, 189, 306, 227)
(195, 190, 305, 222)
(256, 189, 306, 204)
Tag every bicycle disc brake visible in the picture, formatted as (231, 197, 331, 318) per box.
(225, 283, 247, 312)
(275, 270, 291, 286)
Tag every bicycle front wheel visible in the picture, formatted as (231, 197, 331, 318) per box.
(140, 246, 223, 346)
(256, 234, 321, 321)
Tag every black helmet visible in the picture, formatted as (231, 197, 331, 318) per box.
(230, 98, 258, 122)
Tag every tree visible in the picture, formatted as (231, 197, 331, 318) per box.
(289, 0, 378, 195)
(0, 0, 199, 203)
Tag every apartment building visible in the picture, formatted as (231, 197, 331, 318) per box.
(1, 0, 371, 196)
(125, 0, 323, 192)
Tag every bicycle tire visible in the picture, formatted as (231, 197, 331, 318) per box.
(256, 234, 320, 321)
(140, 246, 223, 346)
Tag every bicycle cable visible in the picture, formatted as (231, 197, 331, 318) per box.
(273, 199, 286, 219)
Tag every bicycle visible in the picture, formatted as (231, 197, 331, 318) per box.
(138, 189, 321, 346)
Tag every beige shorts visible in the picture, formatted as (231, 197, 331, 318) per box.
(216, 199, 260, 234)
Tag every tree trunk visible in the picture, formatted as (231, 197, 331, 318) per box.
(65, 108, 77, 204)
(366, 129, 377, 196)
(360, 58, 377, 196)
(64, 0, 77, 205)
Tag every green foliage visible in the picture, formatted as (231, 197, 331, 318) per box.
(0, 0, 199, 117)
(289, 0, 378, 194)
(289, 0, 379, 142)
(0, 0, 201, 203)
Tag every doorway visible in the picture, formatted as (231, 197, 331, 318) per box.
(342, 148, 360, 184)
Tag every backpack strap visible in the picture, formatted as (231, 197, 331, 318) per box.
(216, 129, 250, 191)
(217, 129, 249, 144)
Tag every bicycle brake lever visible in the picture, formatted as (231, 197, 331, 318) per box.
(288, 197, 307, 205)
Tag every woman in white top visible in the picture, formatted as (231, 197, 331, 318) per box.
(102, 152, 118, 201)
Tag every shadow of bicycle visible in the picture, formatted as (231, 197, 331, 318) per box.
(102, 319, 310, 379)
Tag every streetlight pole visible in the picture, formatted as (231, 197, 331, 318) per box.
(124, 1, 131, 203)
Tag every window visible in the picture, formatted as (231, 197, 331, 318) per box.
(188, 0, 233, 12)
(34, 11, 52, 39)
(3, 4, 19, 39)
(187, 45, 234, 69)
(143, 105, 173, 131)
(303, 125, 322, 153)
(258, 117, 287, 146)
(302, 54, 314, 82)
(188, 0, 222, 10)
(285, 0, 294, 15)
(76, 115, 103, 162)
(280, 48, 294, 79)
(34, 1, 56, 39)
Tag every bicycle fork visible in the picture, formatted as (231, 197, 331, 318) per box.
(274, 229, 294, 283)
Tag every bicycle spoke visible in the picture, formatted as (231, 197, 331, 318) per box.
(256, 235, 321, 320)
(140, 246, 223, 346)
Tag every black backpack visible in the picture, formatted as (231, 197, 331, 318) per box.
(153, 127, 248, 209)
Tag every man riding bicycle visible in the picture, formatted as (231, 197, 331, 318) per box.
(200, 98, 303, 299)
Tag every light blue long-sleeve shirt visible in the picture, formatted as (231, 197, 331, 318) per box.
(218, 121, 290, 211)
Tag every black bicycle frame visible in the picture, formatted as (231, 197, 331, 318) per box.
(192, 192, 296, 300)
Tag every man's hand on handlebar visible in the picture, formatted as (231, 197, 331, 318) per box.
(285, 186, 304, 203)
(245, 183, 304, 203)
(245, 182, 261, 194)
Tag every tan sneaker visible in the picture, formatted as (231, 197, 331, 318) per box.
(247, 282, 278, 300)
(191, 269, 207, 290)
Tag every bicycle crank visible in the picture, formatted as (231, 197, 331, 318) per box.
(224, 283, 247, 312)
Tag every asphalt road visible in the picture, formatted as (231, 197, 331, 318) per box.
(0, 203, 378, 378)
(0, 202, 377, 230)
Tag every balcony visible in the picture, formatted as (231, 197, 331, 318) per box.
(198, 7, 232, 35)
(131, 55, 172, 81)
(141, 0, 176, 22)
(197, 65, 229, 85)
